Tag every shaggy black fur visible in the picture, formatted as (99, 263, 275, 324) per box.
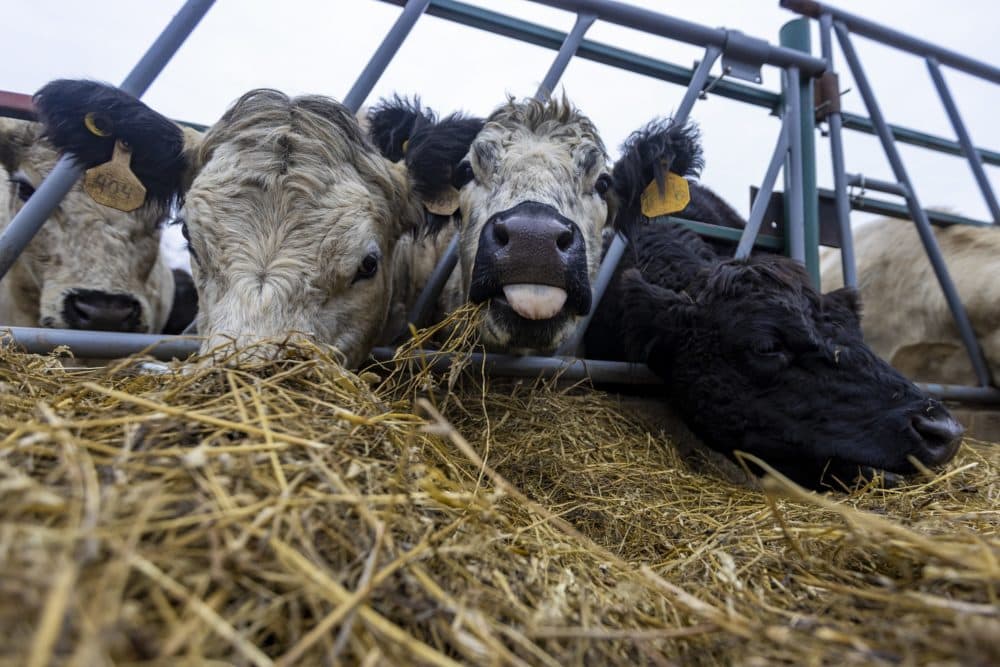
(586, 118, 962, 490)
(367, 96, 484, 235)
(162, 269, 198, 335)
(33, 80, 187, 205)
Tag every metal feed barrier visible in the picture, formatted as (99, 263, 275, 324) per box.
(1, 0, 998, 404)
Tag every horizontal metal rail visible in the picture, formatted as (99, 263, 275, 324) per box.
(846, 173, 907, 198)
(824, 188, 994, 228)
(1, 327, 200, 361)
(840, 112, 1000, 167)
(0, 89, 209, 131)
(529, 0, 827, 76)
(781, 0, 1000, 84)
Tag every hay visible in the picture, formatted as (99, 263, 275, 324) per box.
(0, 329, 997, 665)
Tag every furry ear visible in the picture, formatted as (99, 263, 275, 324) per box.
(366, 95, 436, 163)
(823, 286, 863, 327)
(0, 118, 34, 174)
(611, 117, 703, 220)
(32, 79, 192, 204)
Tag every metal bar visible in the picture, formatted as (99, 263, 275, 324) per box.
(405, 234, 460, 332)
(1, 327, 199, 360)
(925, 57, 1000, 223)
(780, 18, 819, 285)
(737, 119, 791, 259)
(916, 383, 1000, 405)
(0, 91, 36, 121)
(342, 0, 431, 113)
(835, 22, 994, 387)
(555, 231, 626, 356)
(782, 66, 806, 265)
(664, 217, 784, 250)
(535, 13, 596, 100)
(0, 0, 214, 283)
(371, 345, 661, 384)
(846, 173, 908, 197)
(527, 0, 827, 76)
(672, 45, 721, 126)
(819, 13, 857, 287)
(821, 188, 993, 228)
(840, 112, 1000, 167)
(781, 0, 1000, 84)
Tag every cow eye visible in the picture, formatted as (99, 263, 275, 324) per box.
(594, 174, 612, 197)
(9, 176, 35, 202)
(353, 252, 379, 283)
(452, 161, 475, 189)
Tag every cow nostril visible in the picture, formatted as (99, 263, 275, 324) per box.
(63, 291, 143, 332)
(493, 221, 509, 247)
(911, 413, 964, 465)
(556, 227, 573, 251)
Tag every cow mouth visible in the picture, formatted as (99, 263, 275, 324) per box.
(499, 284, 568, 321)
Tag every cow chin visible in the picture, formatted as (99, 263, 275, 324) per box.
(478, 299, 578, 354)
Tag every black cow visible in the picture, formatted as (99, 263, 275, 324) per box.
(585, 120, 964, 489)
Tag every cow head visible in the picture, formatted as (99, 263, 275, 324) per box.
(395, 96, 614, 354)
(35, 80, 426, 366)
(0, 116, 177, 333)
(612, 119, 962, 488)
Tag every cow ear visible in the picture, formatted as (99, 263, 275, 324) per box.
(384, 159, 426, 239)
(0, 118, 33, 174)
(823, 286, 863, 326)
(32, 79, 193, 206)
(619, 268, 698, 360)
(611, 117, 704, 220)
(366, 95, 436, 163)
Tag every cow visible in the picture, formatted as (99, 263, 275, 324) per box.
(821, 217, 1000, 386)
(582, 120, 964, 489)
(0, 117, 196, 334)
(31, 79, 456, 367)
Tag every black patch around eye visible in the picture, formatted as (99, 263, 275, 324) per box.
(353, 252, 379, 284)
(452, 161, 475, 189)
(594, 174, 612, 197)
(176, 218, 199, 264)
(9, 177, 35, 202)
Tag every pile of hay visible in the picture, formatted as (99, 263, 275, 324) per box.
(0, 333, 996, 665)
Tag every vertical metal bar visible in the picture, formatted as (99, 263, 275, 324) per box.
(535, 13, 597, 100)
(0, 0, 215, 282)
(781, 66, 806, 264)
(780, 19, 819, 286)
(835, 22, 994, 387)
(736, 119, 791, 259)
(925, 57, 1000, 223)
(405, 233, 460, 331)
(819, 12, 857, 287)
(556, 232, 626, 356)
(672, 45, 721, 127)
(342, 0, 431, 113)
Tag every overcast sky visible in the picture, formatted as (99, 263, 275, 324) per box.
(2, 0, 997, 270)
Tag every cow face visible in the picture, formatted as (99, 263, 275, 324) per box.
(621, 257, 963, 488)
(0, 119, 174, 333)
(33, 82, 423, 366)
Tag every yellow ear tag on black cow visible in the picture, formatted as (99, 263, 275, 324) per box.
(84, 140, 147, 212)
(424, 185, 460, 216)
(640, 172, 690, 218)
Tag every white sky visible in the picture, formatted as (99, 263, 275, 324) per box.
(2, 1, 998, 270)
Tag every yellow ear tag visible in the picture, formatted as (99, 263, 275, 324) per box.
(83, 140, 147, 212)
(640, 172, 690, 218)
(401, 138, 410, 155)
(424, 186, 460, 216)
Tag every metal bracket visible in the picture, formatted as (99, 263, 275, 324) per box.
(813, 70, 841, 122)
(721, 29, 768, 84)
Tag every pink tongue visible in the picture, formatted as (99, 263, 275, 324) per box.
(501, 284, 568, 320)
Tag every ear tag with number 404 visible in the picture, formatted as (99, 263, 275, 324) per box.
(84, 139, 147, 212)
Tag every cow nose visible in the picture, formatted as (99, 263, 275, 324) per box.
(63, 290, 143, 332)
(910, 405, 964, 466)
(478, 201, 585, 287)
(489, 211, 575, 258)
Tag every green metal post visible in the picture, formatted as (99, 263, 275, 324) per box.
(780, 18, 821, 287)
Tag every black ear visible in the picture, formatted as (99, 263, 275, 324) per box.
(619, 268, 698, 363)
(823, 286, 863, 327)
(366, 95, 436, 163)
(404, 114, 485, 201)
(161, 268, 199, 335)
(33, 79, 188, 205)
(612, 117, 704, 219)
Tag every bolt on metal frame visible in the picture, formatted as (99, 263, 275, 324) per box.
(1, 0, 997, 403)
(783, 0, 998, 395)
